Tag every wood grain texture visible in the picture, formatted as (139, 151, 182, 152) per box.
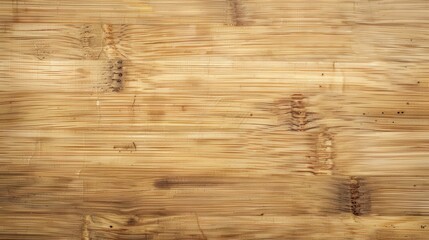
(1, 0, 429, 239)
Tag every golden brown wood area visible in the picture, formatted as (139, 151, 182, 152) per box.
(1, 0, 429, 239)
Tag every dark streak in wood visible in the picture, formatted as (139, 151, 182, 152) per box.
(349, 177, 371, 216)
(113, 141, 136, 152)
(227, 0, 244, 26)
(127, 216, 138, 226)
(153, 177, 222, 189)
(290, 94, 307, 131)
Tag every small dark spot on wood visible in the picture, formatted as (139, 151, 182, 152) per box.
(110, 225, 113, 228)
(421, 225, 426, 229)
(154, 178, 172, 189)
(362, 113, 365, 115)
(319, 85, 322, 88)
(181, 105, 186, 111)
(401, 111, 404, 114)
(321, 73, 324, 76)
(127, 217, 138, 226)
(382, 112, 384, 114)
(417, 81, 420, 84)
(260, 213, 264, 216)
(148, 110, 165, 118)
(392, 121, 395, 123)
(414, 184, 417, 187)
(397, 111, 400, 114)
(407, 102, 410, 105)
(250, 113, 253, 116)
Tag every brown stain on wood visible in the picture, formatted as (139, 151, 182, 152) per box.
(148, 109, 165, 121)
(290, 94, 310, 131)
(226, 0, 245, 26)
(349, 177, 371, 216)
(98, 58, 124, 92)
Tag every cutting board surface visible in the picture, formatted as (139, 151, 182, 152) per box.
(0, 1, 429, 239)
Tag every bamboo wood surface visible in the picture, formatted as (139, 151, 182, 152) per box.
(1, 0, 429, 239)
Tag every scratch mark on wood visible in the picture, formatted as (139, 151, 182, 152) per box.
(82, 215, 91, 240)
(195, 212, 207, 240)
(27, 140, 41, 165)
(113, 142, 137, 152)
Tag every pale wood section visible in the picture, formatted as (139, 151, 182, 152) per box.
(0, 213, 82, 240)
(365, 177, 429, 216)
(1, 214, 428, 240)
(0, 0, 359, 26)
(335, 131, 429, 176)
(225, 0, 357, 26)
(2, 0, 226, 24)
(1, 214, 427, 240)
(0, 24, 104, 60)
(354, 0, 429, 24)
(1, 59, 428, 95)
(0, 23, 353, 61)
(0, 129, 313, 173)
(1, 59, 428, 132)
(1, 166, 429, 220)
(100, 24, 355, 61)
(1, 21, 428, 62)
(79, 215, 429, 240)
(0, 165, 343, 215)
